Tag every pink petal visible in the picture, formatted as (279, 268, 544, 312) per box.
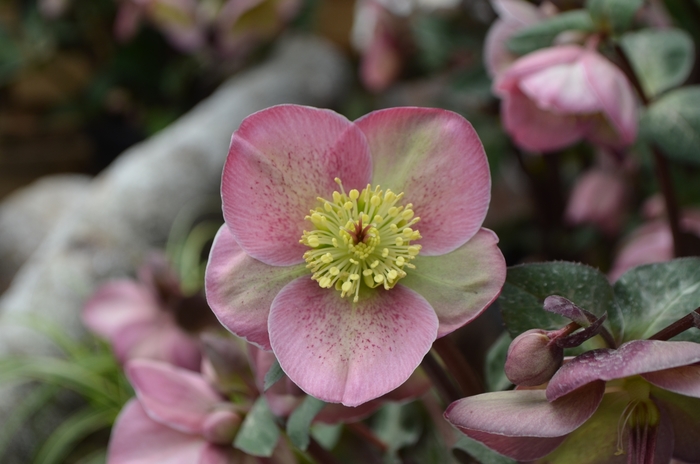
(126, 359, 223, 434)
(501, 87, 587, 152)
(82, 281, 160, 340)
(205, 225, 307, 350)
(268, 277, 438, 407)
(444, 381, 604, 461)
(360, 20, 402, 93)
(114, 0, 144, 42)
(494, 45, 584, 93)
(484, 19, 523, 78)
(547, 340, 700, 401)
(355, 107, 491, 254)
(112, 318, 201, 370)
(609, 221, 673, 281)
(222, 105, 372, 266)
(519, 61, 601, 114)
(565, 168, 627, 235)
(583, 50, 638, 147)
(401, 228, 505, 337)
(643, 363, 700, 398)
(491, 0, 541, 24)
(107, 399, 231, 464)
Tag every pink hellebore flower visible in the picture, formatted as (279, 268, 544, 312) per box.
(205, 104, 506, 407)
(494, 45, 638, 153)
(83, 255, 201, 370)
(107, 359, 286, 464)
(446, 339, 700, 463)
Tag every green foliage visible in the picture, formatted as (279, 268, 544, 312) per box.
(613, 258, 700, 341)
(586, 0, 643, 34)
(642, 86, 700, 164)
(263, 357, 285, 391)
(234, 397, 280, 457)
(371, 402, 422, 463)
(286, 395, 326, 450)
(620, 28, 694, 98)
(499, 262, 620, 340)
(506, 11, 595, 56)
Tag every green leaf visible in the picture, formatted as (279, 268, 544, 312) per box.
(484, 332, 512, 392)
(613, 258, 700, 341)
(499, 262, 622, 342)
(263, 358, 285, 392)
(286, 395, 326, 450)
(33, 407, 113, 464)
(642, 86, 700, 164)
(453, 436, 516, 464)
(507, 10, 595, 55)
(586, 0, 643, 33)
(372, 402, 422, 460)
(620, 28, 694, 98)
(310, 423, 343, 450)
(234, 397, 280, 457)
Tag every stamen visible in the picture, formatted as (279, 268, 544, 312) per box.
(300, 180, 422, 302)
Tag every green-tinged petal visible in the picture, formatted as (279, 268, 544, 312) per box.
(205, 225, 307, 350)
(651, 386, 700, 463)
(401, 228, 506, 337)
(355, 107, 491, 255)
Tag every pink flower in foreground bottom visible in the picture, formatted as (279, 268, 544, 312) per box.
(205, 104, 506, 406)
(494, 45, 638, 153)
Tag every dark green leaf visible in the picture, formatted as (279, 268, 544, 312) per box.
(286, 395, 326, 450)
(484, 332, 512, 392)
(586, 0, 643, 33)
(613, 258, 700, 342)
(310, 423, 343, 450)
(620, 28, 694, 98)
(507, 10, 595, 55)
(642, 86, 700, 164)
(453, 436, 516, 464)
(33, 407, 113, 464)
(372, 403, 422, 459)
(263, 358, 285, 392)
(234, 397, 280, 457)
(499, 262, 622, 342)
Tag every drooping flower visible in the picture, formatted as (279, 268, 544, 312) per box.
(446, 339, 700, 462)
(83, 254, 202, 370)
(494, 44, 638, 153)
(107, 359, 294, 464)
(205, 104, 506, 406)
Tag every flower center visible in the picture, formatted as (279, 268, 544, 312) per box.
(300, 178, 422, 302)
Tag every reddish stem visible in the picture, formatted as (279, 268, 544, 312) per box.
(648, 306, 700, 341)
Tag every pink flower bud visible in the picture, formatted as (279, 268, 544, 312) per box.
(566, 168, 628, 235)
(504, 329, 563, 386)
(201, 409, 241, 444)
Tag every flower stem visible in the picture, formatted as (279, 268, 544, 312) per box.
(647, 306, 700, 341)
(612, 44, 685, 257)
(432, 337, 484, 397)
(421, 351, 462, 404)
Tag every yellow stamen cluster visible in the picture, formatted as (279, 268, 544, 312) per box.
(300, 178, 422, 302)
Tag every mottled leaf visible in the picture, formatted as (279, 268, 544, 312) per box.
(233, 397, 280, 457)
(587, 0, 643, 33)
(286, 395, 325, 451)
(507, 11, 595, 55)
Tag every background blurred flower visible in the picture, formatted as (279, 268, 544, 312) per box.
(494, 45, 638, 153)
(565, 166, 629, 236)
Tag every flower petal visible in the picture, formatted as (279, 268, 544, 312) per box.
(222, 105, 372, 266)
(401, 228, 505, 337)
(643, 363, 700, 398)
(205, 225, 307, 350)
(107, 399, 231, 464)
(495, 45, 583, 91)
(82, 280, 160, 340)
(583, 50, 638, 147)
(355, 107, 491, 254)
(651, 386, 700, 463)
(444, 381, 604, 461)
(501, 87, 587, 152)
(519, 61, 601, 114)
(268, 277, 438, 407)
(126, 359, 223, 434)
(547, 340, 700, 401)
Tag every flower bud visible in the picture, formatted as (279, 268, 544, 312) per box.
(201, 409, 241, 444)
(504, 329, 563, 386)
